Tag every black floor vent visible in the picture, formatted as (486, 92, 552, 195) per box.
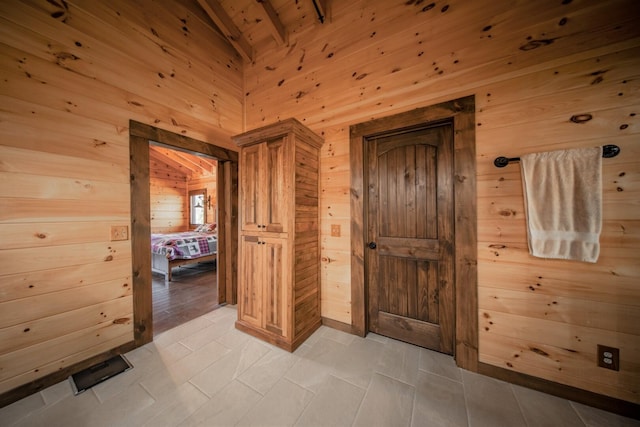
(69, 354, 133, 395)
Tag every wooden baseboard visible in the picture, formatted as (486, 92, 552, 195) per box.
(478, 362, 640, 420)
(0, 341, 136, 409)
(321, 317, 356, 334)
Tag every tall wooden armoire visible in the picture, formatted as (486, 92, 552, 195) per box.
(232, 118, 323, 351)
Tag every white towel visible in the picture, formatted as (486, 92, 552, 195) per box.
(520, 146, 602, 263)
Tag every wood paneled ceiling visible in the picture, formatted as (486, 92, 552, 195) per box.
(149, 145, 217, 178)
(195, 0, 328, 62)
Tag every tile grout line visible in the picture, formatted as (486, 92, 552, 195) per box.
(407, 378, 417, 427)
(90, 386, 104, 405)
(416, 365, 464, 385)
(137, 381, 160, 403)
(350, 373, 372, 427)
(331, 370, 372, 392)
(187, 379, 216, 399)
(235, 375, 268, 397)
(410, 381, 418, 427)
(568, 401, 590, 427)
(460, 370, 473, 427)
(285, 376, 317, 427)
(509, 383, 532, 427)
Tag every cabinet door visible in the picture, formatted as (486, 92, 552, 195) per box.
(263, 237, 288, 337)
(240, 144, 263, 233)
(239, 235, 263, 327)
(264, 138, 287, 233)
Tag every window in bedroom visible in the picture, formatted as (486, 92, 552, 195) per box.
(189, 188, 207, 227)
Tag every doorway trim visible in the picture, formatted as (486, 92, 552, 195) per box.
(129, 120, 238, 346)
(349, 96, 478, 370)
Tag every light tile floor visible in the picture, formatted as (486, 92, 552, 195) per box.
(2, 306, 638, 427)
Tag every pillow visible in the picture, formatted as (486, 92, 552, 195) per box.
(197, 223, 216, 233)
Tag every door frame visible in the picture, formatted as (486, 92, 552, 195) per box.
(349, 96, 478, 370)
(129, 120, 238, 347)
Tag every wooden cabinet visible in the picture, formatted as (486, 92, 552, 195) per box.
(238, 235, 288, 335)
(233, 118, 323, 352)
(240, 137, 287, 233)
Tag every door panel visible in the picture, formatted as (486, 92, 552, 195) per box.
(377, 257, 438, 322)
(264, 238, 286, 336)
(377, 135, 438, 239)
(240, 145, 262, 232)
(239, 236, 262, 327)
(265, 138, 287, 233)
(367, 124, 454, 354)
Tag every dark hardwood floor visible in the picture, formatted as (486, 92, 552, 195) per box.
(152, 260, 220, 336)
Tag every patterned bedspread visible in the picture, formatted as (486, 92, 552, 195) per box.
(151, 231, 217, 261)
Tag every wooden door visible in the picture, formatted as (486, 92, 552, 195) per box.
(366, 124, 455, 354)
(239, 235, 263, 328)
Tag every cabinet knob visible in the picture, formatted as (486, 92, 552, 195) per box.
(368, 242, 377, 249)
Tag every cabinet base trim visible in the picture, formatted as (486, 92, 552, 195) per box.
(235, 318, 321, 352)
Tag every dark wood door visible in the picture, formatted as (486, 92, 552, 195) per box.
(366, 123, 455, 354)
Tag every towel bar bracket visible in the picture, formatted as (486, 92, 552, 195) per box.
(493, 156, 517, 168)
(493, 144, 620, 168)
(602, 144, 620, 158)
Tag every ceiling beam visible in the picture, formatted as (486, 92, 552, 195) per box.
(175, 151, 217, 176)
(197, 0, 254, 62)
(257, 0, 286, 46)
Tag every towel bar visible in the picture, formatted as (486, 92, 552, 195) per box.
(493, 145, 620, 168)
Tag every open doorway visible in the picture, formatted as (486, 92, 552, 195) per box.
(129, 120, 238, 347)
(148, 144, 220, 335)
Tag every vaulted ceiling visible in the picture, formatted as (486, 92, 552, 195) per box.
(150, 144, 217, 178)
(195, 0, 328, 62)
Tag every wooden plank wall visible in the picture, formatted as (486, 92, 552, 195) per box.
(243, 0, 640, 403)
(149, 152, 188, 233)
(0, 0, 242, 394)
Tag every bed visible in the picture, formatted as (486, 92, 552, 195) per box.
(151, 224, 218, 281)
